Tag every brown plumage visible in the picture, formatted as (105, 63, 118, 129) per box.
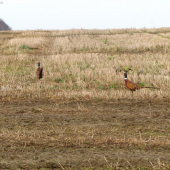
(124, 72, 159, 93)
(36, 62, 43, 79)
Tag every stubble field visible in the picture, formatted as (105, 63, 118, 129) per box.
(0, 28, 170, 169)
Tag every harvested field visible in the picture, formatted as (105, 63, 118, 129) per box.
(0, 28, 170, 169)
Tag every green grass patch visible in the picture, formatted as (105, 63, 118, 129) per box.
(103, 38, 108, 44)
(20, 45, 34, 50)
(107, 56, 115, 60)
(54, 78, 63, 83)
(137, 82, 145, 87)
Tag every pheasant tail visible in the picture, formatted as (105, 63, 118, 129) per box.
(141, 86, 160, 89)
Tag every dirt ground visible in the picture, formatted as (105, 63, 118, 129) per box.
(0, 98, 170, 169)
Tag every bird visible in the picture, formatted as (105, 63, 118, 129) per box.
(36, 62, 43, 79)
(124, 72, 159, 93)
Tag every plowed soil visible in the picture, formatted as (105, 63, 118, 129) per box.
(0, 98, 170, 169)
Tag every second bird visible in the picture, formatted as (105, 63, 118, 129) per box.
(36, 62, 44, 79)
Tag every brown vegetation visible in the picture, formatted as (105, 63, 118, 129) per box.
(0, 28, 170, 169)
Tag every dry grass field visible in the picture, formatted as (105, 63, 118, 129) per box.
(1, 28, 170, 169)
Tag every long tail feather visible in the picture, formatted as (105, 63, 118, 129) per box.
(142, 86, 160, 89)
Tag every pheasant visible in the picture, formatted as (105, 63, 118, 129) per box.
(124, 72, 159, 93)
(36, 62, 43, 79)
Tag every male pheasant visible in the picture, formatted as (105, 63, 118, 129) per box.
(36, 62, 43, 79)
(124, 72, 159, 93)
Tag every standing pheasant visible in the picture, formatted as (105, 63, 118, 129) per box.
(36, 62, 43, 79)
(124, 72, 159, 93)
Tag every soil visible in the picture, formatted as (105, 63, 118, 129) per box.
(0, 98, 170, 169)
